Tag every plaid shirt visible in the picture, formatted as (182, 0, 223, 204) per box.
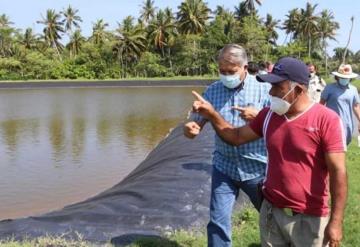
(193, 74, 270, 181)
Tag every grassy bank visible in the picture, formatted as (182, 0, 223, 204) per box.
(351, 79, 360, 90)
(1, 141, 359, 247)
(0, 76, 218, 83)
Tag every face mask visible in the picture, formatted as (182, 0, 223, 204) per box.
(220, 73, 242, 89)
(338, 78, 350, 86)
(270, 86, 296, 116)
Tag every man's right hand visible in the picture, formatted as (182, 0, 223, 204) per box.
(192, 91, 216, 119)
(184, 121, 201, 139)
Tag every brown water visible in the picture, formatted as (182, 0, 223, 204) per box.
(0, 86, 204, 220)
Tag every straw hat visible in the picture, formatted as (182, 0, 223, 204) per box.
(332, 64, 358, 79)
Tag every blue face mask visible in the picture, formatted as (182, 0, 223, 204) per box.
(338, 78, 350, 86)
(220, 73, 242, 89)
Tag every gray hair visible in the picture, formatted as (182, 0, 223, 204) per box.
(218, 44, 248, 66)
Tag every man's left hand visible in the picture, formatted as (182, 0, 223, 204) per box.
(323, 220, 343, 247)
(232, 106, 259, 121)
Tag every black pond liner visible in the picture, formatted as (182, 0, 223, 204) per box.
(0, 123, 248, 245)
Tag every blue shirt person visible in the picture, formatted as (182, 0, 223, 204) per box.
(183, 44, 270, 247)
(320, 64, 360, 145)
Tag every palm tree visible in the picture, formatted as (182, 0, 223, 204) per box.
(148, 10, 176, 57)
(214, 5, 226, 17)
(282, 8, 301, 43)
(343, 16, 354, 64)
(333, 47, 353, 62)
(67, 29, 85, 57)
(264, 14, 280, 60)
(176, 0, 210, 35)
(317, 10, 339, 75)
(0, 14, 15, 57)
(235, 0, 261, 20)
(121, 16, 135, 33)
(242, 0, 262, 14)
(139, 0, 157, 24)
(298, 3, 319, 58)
(223, 11, 237, 38)
(61, 5, 82, 35)
(90, 19, 109, 46)
(213, 7, 236, 38)
(163, 7, 177, 72)
(0, 14, 14, 28)
(164, 7, 175, 22)
(113, 18, 147, 77)
(264, 14, 280, 45)
(37, 9, 64, 58)
(21, 28, 38, 49)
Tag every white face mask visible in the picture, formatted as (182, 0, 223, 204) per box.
(270, 86, 296, 116)
(220, 73, 242, 89)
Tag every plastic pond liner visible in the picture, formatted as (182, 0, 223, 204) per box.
(0, 123, 247, 245)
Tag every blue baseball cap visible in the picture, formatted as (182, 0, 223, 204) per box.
(256, 57, 310, 85)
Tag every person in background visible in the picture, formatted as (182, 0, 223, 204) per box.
(320, 64, 360, 145)
(247, 61, 259, 75)
(183, 44, 270, 247)
(265, 61, 273, 73)
(191, 57, 347, 247)
(258, 61, 267, 75)
(307, 63, 326, 102)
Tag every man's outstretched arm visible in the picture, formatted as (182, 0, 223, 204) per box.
(192, 91, 260, 146)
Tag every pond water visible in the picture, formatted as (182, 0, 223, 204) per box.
(0, 86, 204, 220)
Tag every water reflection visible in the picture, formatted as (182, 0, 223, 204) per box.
(96, 118, 112, 146)
(49, 117, 66, 162)
(1, 119, 39, 155)
(0, 86, 204, 220)
(72, 118, 86, 162)
(121, 114, 180, 151)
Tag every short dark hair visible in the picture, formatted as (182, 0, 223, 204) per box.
(265, 61, 273, 69)
(258, 61, 266, 70)
(306, 63, 317, 70)
(247, 61, 259, 75)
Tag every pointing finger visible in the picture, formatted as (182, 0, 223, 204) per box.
(232, 106, 245, 112)
(192, 91, 206, 103)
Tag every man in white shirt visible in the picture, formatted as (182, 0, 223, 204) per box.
(307, 63, 326, 102)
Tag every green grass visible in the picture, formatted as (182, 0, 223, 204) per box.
(351, 79, 360, 90)
(1, 142, 359, 247)
(0, 234, 95, 247)
(342, 141, 360, 247)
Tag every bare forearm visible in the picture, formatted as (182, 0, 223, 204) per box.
(329, 168, 347, 225)
(353, 105, 360, 122)
(208, 111, 241, 145)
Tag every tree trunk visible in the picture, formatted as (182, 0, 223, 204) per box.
(161, 46, 165, 58)
(343, 16, 354, 64)
(265, 42, 269, 61)
(323, 37, 328, 77)
(308, 33, 311, 59)
(168, 48, 173, 73)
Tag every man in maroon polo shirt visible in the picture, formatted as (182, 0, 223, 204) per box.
(191, 57, 347, 247)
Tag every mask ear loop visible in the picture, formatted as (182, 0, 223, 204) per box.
(281, 82, 297, 100)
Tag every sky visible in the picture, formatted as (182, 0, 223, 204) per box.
(1, 0, 360, 55)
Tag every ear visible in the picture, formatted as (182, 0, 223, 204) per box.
(294, 84, 305, 94)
